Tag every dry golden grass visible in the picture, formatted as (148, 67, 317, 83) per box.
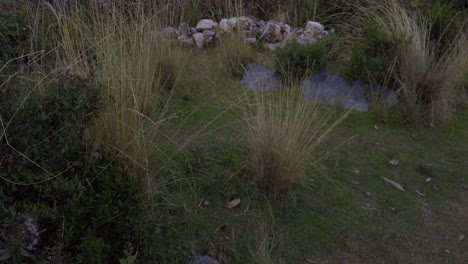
(50, 2, 185, 188)
(371, 0, 468, 122)
(246, 88, 347, 198)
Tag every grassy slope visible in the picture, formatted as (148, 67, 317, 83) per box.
(151, 46, 468, 263)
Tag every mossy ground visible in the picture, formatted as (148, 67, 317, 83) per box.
(148, 46, 468, 263)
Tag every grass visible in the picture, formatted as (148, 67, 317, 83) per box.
(368, 0, 468, 123)
(245, 89, 347, 198)
(2, 1, 468, 263)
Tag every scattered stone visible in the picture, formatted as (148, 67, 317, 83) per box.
(265, 42, 281, 51)
(162, 27, 178, 39)
(426, 177, 432, 182)
(306, 21, 325, 36)
(245, 37, 257, 44)
(196, 19, 215, 31)
(193, 32, 205, 48)
(279, 32, 298, 48)
(228, 17, 238, 29)
(178, 35, 194, 45)
(178, 22, 191, 36)
(458, 234, 465, 241)
(297, 34, 317, 45)
(240, 64, 282, 91)
(260, 22, 282, 43)
(186, 255, 220, 264)
(219, 18, 231, 33)
(202, 29, 217, 44)
(364, 191, 372, 198)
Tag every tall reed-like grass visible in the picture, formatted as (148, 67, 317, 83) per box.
(50, 1, 184, 188)
(246, 88, 347, 198)
(369, 0, 468, 122)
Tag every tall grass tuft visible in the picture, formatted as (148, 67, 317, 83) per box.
(246, 88, 347, 198)
(371, 0, 468, 122)
(50, 1, 184, 188)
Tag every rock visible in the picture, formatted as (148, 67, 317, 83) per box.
(305, 21, 325, 36)
(193, 32, 205, 48)
(278, 32, 298, 48)
(245, 37, 257, 44)
(281, 24, 291, 34)
(297, 34, 317, 45)
(265, 43, 281, 51)
(228, 17, 238, 29)
(219, 18, 231, 33)
(178, 34, 194, 45)
(202, 29, 217, 44)
(148, 30, 164, 42)
(178, 22, 191, 36)
(185, 256, 220, 264)
(196, 19, 215, 31)
(260, 22, 282, 43)
(240, 64, 282, 91)
(190, 27, 197, 34)
(302, 70, 370, 112)
(162, 27, 178, 39)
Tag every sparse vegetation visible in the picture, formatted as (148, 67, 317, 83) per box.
(1, 0, 467, 263)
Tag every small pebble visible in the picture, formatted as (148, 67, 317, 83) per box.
(458, 234, 465, 241)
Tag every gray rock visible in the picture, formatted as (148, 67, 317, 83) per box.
(297, 35, 317, 45)
(265, 43, 281, 51)
(245, 37, 258, 44)
(193, 32, 205, 48)
(196, 19, 215, 31)
(202, 29, 217, 44)
(228, 17, 238, 29)
(219, 18, 231, 33)
(162, 27, 178, 39)
(185, 256, 220, 264)
(178, 22, 191, 36)
(178, 34, 194, 45)
(305, 21, 325, 36)
(240, 64, 282, 91)
(302, 70, 369, 112)
(260, 22, 282, 43)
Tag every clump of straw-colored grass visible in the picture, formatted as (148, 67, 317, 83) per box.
(50, 1, 184, 188)
(246, 89, 347, 198)
(371, 0, 468, 122)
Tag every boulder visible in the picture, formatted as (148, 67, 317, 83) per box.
(260, 22, 282, 43)
(162, 27, 178, 39)
(193, 32, 205, 48)
(196, 19, 215, 31)
(305, 21, 325, 36)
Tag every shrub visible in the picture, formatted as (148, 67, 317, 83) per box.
(343, 23, 399, 86)
(275, 40, 331, 83)
(0, 0, 30, 61)
(0, 75, 153, 263)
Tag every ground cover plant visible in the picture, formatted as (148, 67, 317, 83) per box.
(1, 0, 467, 263)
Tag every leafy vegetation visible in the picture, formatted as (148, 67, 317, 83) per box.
(1, 0, 467, 263)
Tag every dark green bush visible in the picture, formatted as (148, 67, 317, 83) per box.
(0, 0, 30, 61)
(343, 23, 399, 85)
(0, 75, 152, 263)
(275, 39, 331, 82)
(417, 0, 465, 54)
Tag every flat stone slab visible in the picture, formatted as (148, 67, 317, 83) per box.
(302, 70, 369, 112)
(241, 66, 398, 112)
(240, 64, 282, 91)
